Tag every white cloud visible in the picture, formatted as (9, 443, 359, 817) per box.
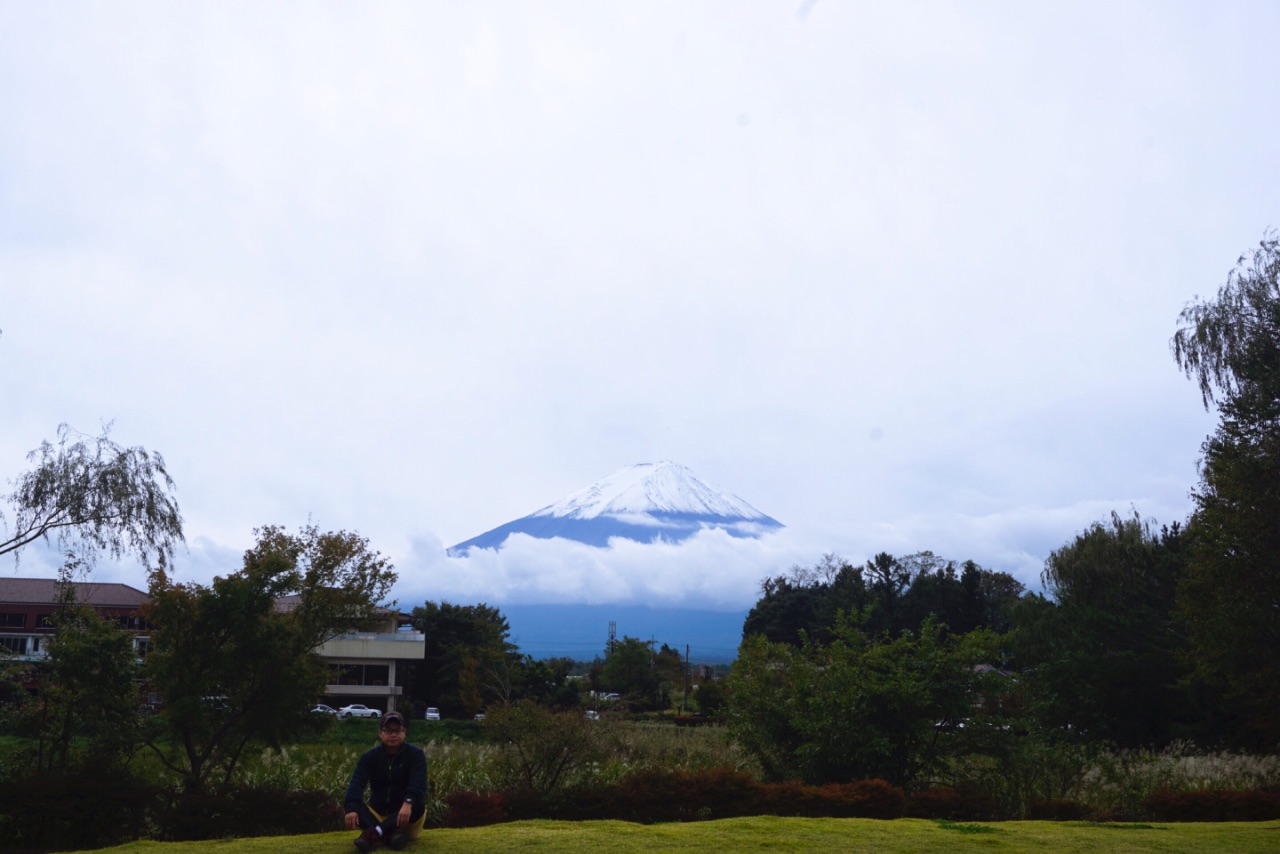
(397, 528, 811, 611)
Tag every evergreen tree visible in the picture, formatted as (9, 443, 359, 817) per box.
(1014, 512, 1189, 746)
(1172, 233, 1280, 746)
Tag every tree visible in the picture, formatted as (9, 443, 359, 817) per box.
(692, 677, 726, 716)
(600, 636, 658, 704)
(743, 552, 1023, 645)
(1012, 512, 1190, 747)
(742, 572, 829, 646)
(32, 560, 144, 774)
(594, 636, 683, 709)
(727, 614, 1004, 786)
(409, 601, 517, 716)
(1171, 233, 1280, 746)
(512, 656, 580, 709)
(1, 423, 183, 567)
(143, 524, 396, 792)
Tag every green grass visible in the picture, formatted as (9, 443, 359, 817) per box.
(75, 817, 1280, 853)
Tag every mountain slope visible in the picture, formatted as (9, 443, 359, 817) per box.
(449, 461, 783, 553)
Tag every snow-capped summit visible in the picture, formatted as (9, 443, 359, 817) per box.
(532, 461, 773, 521)
(448, 462, 783, 554)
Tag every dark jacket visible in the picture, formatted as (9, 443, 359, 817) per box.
(344, 741, 428, 816)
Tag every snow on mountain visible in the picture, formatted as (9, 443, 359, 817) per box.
(532, 461, 773, 520)
(449, 461, 783, 554)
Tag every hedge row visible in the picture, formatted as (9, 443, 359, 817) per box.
(903, 786, 997, 821)
(443, 770, 1280, 827)
(1143, 788, 1280, 822)
(444, 770, 908, 826)
(0, 773, 342, 851)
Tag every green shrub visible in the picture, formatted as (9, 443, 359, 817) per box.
(932, 739, 1098, 819)
(485, 701, 616, 791)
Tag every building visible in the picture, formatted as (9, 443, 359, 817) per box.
(275, 595, 425, 711)
(0, 577, 152, 664)
(0, 578, 425, 713)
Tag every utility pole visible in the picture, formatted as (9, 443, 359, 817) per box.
(682, 643, 690, 714)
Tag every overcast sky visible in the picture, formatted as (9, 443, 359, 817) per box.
(2, 1, 1275, 613)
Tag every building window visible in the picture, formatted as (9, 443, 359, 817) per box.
(37, 614, 56, 629)
(114, 615, 150, 631)
(0, 613, 25, 628)
(0, 637, 28, 655)
(335, 664, 362, 686)
(134, 637, 151, 658)
(326, 663, 391, 687)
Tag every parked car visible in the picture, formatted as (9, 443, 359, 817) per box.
(338, 704, 381, 718)
(473, 713, 485, 721)
(424, 707, 440, 721)
(310, 704, 338, 715)
(585, 710, 600, 721)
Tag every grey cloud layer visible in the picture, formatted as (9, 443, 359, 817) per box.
(0, 2, 1271, 607)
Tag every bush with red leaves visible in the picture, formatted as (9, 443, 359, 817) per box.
(905, 786, 997, 821)
(1142, 788, 1280, 822)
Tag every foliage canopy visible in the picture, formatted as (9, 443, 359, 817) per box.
(1172, 233, 1280, 746)
(1, 423, 183, 567)
(728, 615, 1005, 787)
(143, 524, 396, 792)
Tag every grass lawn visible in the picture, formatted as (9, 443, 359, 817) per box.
(78, 817, 1280, 853)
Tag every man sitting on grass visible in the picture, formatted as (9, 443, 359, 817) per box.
(344, 711, 428, 851)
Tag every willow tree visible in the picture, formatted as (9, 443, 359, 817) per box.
(1172, 232, 1280, 746)
(1, 423, 183, 567)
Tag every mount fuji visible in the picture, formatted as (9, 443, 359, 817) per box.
(448, 461, 784, 554)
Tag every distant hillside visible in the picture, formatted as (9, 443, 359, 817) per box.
(501, 603, 749, 664)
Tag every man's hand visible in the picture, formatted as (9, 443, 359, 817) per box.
(344, 811, 360, 830)
(398, 802, 413, 828)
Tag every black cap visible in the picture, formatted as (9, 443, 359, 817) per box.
(380, 711, 406, 729)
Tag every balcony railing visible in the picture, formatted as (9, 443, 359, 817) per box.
(333, 631, 425, 643)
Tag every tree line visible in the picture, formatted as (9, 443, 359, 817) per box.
(404, 601, 699, 716)
(1, 232, 1276, 832)
(726, 233, 1280, 787)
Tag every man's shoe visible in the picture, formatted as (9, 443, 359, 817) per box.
(353, 827, 380, 853)
(388, 831, 410, 850)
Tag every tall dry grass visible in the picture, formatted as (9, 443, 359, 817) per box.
(233, 722, 759, 825)
(1073, 741, 1280, 819)
(936, 739, 1280, 820)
